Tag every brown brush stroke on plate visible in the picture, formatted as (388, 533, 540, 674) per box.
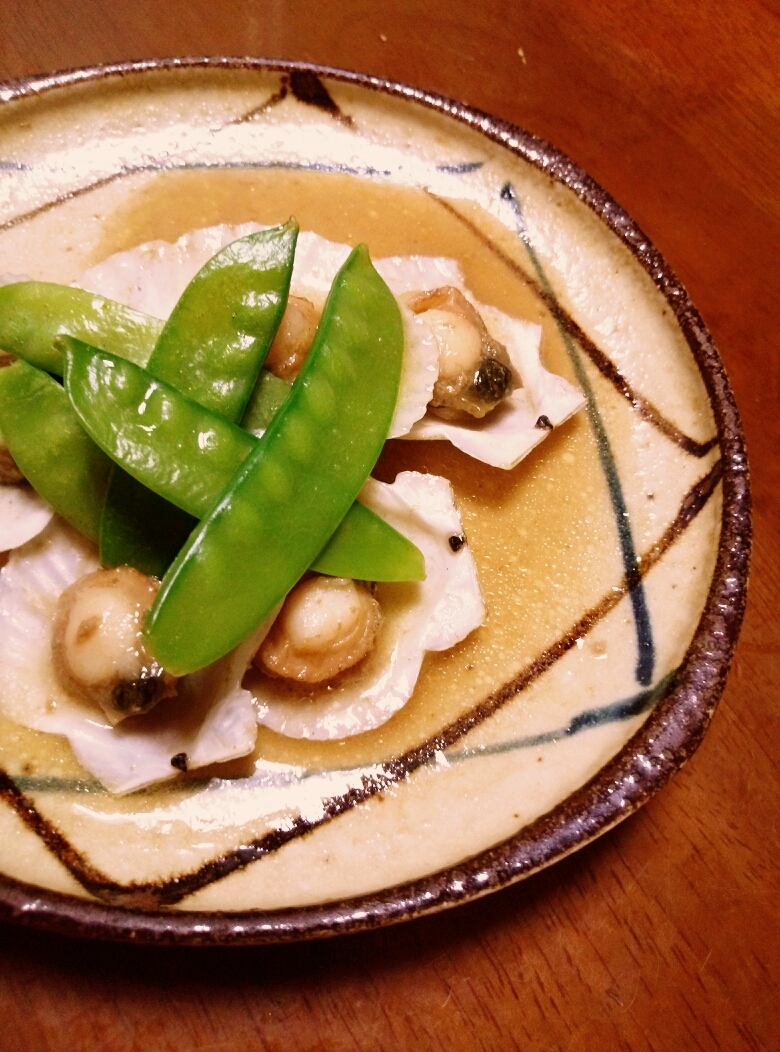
(226, 70, 354, 127)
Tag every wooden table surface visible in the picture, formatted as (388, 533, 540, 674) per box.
(0, 3, 778, 1049)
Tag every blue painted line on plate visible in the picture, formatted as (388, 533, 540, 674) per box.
(15, 157, 394, 181)
(9, 672, 674, 795)
(0, 158, 397, 233)
(447, 670, 674, 761)
(499, 181, 654, 686)
(436, 161, 485, 174)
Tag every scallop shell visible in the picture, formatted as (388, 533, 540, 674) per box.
(0, 519, 269, 794)
(77, 223, 264, 318)
(252, 471, 486, 740)
(79, 225, 584, 468)
(0, 483, 54, 552)
(375, 255, 587, 466)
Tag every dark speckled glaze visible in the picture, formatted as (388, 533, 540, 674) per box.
(0, 57, 750, 944)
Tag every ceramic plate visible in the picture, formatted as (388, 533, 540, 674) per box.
(0, 59, 749, 944)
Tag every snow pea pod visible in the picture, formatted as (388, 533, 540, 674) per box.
(146, 221, 298, 423)
(312, 499, 424, 581)
(145, 245, 405, 675)
(240, 370, 291, 436)
(100, 223, 298, 570)
(0, 281, 163, 375)
(102, 362, 291, 571)
(63, 338, 424, 581)
(0, 360, 111, 541)
(62, 339, 256, 518)
(100, 467, 197, 579)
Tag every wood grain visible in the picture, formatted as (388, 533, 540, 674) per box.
(0, 2, 778, 1049)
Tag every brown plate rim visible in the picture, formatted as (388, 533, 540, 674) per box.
(0, 56, 751, 945)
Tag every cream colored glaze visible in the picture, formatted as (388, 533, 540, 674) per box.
(0, 69, 721, 908)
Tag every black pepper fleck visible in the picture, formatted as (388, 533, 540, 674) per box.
(449, 535, 466, 552)
(171, 753, 188, 773)
(535, 415, 554, 430)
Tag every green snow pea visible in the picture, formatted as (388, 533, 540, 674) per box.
(100, 222, 298, 570)
(240, 369, 291, 435)
(0, 360, 112, 541)
(145, 244, 405, 675)
(146, 221, 298, 423)
(62, 339, 256, 517)
(101, 366, 293, 572)
(101, 365, 292, 574)
(0, 281, 163, 375)
(63, 338, 424, 582)
(312, 499, 420, 580)
(100, 467, 197, 579)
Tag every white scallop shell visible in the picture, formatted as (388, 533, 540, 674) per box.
(0, 519, 270, 794)
(253, 471, 486, 740)
(0, 484, 54, 552)
(79, 224, 585, 468)
(375, 256, 587, 466)
(77, 223, 265, 318)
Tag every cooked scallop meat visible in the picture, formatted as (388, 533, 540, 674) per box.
(255, 576, 382, 683)
(377, 254, 587, 468)
(263, 295, 320, 382)
(51, 566, 177, 725)
(0, 520, 270, 794)
(405, 285, 519, 420)
(252, 471, 486, 740)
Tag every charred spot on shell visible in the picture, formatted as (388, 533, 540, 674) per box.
(170, 752, 189, 773)
(111, 665, 177, 717)
(449, 534, 466, 552)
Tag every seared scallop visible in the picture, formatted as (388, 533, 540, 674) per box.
(405, 286, 519, 420)
(255, 576, 382, 683)
(52, 566, 177, 724)
(264, 295, 320, 382)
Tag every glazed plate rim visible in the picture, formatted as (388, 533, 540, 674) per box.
(0, 56, 751, 945)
